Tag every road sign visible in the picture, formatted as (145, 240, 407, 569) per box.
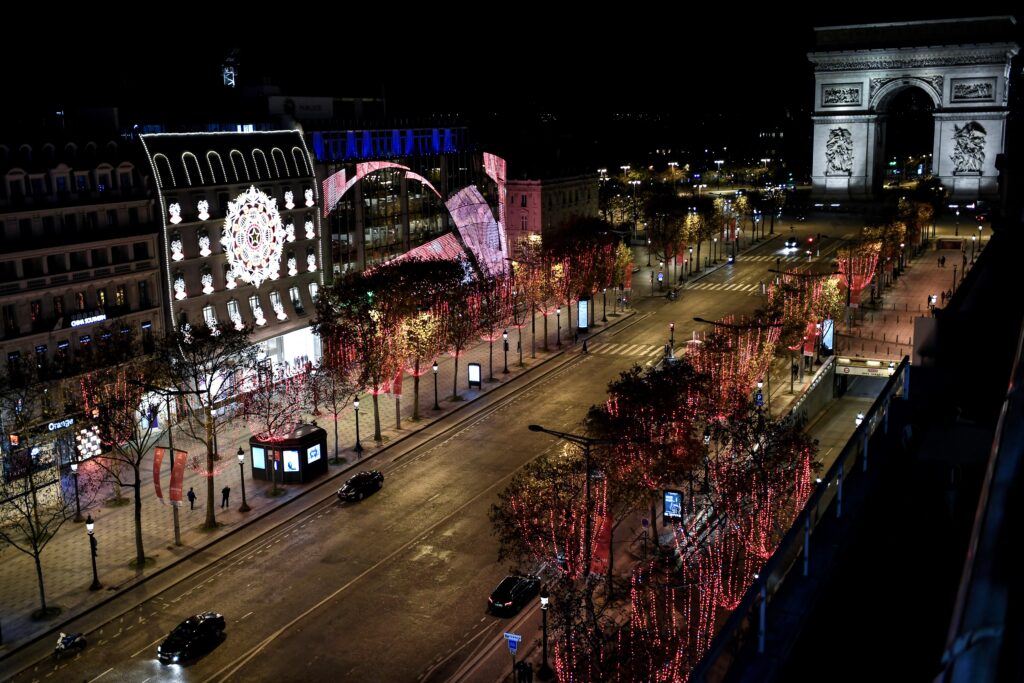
(504, 632, 522, 656)
(755, 391, 764, 407)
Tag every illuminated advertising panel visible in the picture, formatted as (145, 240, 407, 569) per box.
(307, 443, 321, 463)
(283, 450, 300, 472)
(663, 490, 683, 520)
(252, 446, 266, 469)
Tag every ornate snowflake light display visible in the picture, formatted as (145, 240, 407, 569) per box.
(197, 199, 210, 221)
(307, 250, 317, 272)
(174, 272, 187, 300)
(169, 202, 182, 224)
(285, 222, 296, 243)
(170, 233, 184, 262)
(304, 188, 314, 207)
(221, 186, 285, 289)
(201, 269, 215, 294)
(284, 190, 295, 210)
(287, 256, 298, 277)
(305, 219, 315, 239)
(198, 230, 212, 257)
(253, 303, 267, 326)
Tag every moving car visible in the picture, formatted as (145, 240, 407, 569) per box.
(157, 612, 225, 664)
(488, 574, 541, 616)
(337, 470, 384, 502)
(784, 237, 799, 250)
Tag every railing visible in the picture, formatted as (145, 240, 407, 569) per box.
(935, 319, 1024, 682)
(689, 356, 910, 682)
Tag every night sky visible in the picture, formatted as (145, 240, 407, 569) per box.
(8, 9, 1017, 122)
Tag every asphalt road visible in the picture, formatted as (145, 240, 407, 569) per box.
(9, 232, 845, 683)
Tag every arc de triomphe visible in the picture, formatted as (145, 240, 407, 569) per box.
(809, 16, 1018, 199)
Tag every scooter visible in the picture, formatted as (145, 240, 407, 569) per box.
(54, 632, 87, 658)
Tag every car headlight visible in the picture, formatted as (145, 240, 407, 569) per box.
(173, 655, 179, 662)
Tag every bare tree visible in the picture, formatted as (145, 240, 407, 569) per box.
(307, 339, 357, 464)
(158, 323, 257, 529)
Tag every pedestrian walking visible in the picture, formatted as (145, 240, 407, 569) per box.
(221, 486, 231, 508)
(942, 255, 947, 267)
(187, 487, 196, 511)
(582, 339, 589, 354)
(938, 256, 942, 267)
(573, 331, 579, 346)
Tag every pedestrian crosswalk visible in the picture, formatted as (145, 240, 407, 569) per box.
(687, 281, 760, 293)
(587, 342, 685, 358)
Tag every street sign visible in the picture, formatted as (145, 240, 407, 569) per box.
(504, 632, 522, 655)
(755, 391, 764, 407)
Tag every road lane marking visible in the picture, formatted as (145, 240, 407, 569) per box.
(132, 636, 164, 658)
(206, 468, 526, 682)
(87, 668, 113, 682)
(240, 611, 253, 620)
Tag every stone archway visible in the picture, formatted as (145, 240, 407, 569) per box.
(809, 17, 1018, 200)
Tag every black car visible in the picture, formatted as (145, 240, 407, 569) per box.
(784, 237, 799, 250)
(337, 470, 384, 501)
(488, 575, 541, 616)
(157, 612, 225, 664)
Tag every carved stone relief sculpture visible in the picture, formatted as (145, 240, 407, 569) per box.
(951, 121, 986, 174)
(825, 128, 854, 175)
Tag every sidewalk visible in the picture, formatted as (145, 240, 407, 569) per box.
(0, 303, 631, 657)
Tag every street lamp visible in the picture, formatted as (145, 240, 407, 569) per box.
(712, 237, 718, 264)
(556, 307, 561, 347)
(628, 180, 641, 241)
(237, 447, 250, 512)
(353, 396, 364, 454)
(601, 287, 607, 322)
(714, 159, 724, 187)
(432, 362, 440, 410)
(539, 587, 552, 680)
(85, 514, 101, 591)
(647, 238, 652, 267)
(70, 460, 83, 522)
(528, 425, 615, 587)
(955, 208, 960, 236)
(669, 322, 675, 345)
(971, 235, 976, 262)
(502, 329, 509, 374)
(978, 223, 983, 248)
(688, 247, 693, 276)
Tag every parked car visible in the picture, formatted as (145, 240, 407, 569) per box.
(488, 574, 541, 616)
(338, 471, 384, 502)
(157, 612, 225, 664)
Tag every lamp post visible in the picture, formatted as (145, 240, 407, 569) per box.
(714, 159, 724, 187)
(688, 247, 693, 277)
(86, 514, 101, 591)
(528, 425, 615, 590)
(971, 235, 976, 262)
(70, 460, 83, 522)
(556, 307, 561, 347)
(712, 237, 718, 264)
(502, 329, 509, 374)
(955, 208, 960, 236)
(669, 322, 675, 346)
(353, 396, 363, 454)
(601, 288, 607, 322)
(237, 447, 250, 512)
(647, 238, 652, 267)
(629, 180, 641, 241)
(539, 587, 552, 680)
(978, 223, 983, 248)
(432, 362, 440, 410)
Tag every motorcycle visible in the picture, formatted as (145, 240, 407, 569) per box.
(54, 632, 87, 658)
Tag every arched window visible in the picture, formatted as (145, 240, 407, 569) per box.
(271, 148, 289, 177)
(206, 151, 227, 184)
(253, 149, 272, 178)
(181, 152, 205, 186)
(229, 150, 249, 182)
(291, 147, 310, 176)
(152, 153, 176, 187)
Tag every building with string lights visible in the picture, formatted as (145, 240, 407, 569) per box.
(139, 130, 325, 372)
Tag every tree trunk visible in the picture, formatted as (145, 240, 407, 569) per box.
(488, 339, 494, 380)
(518, 328, 524, 366)
(33, 551, 47, 613)
(531, 311, 536, 359)
(133, 467, 145, 567)
(333, 416, 340, 464)
(452, 353, 460, 400)
(412, 359, 421, 420)
(372, 393, 382, 443)
(204, 408, 217, 529)
(395, 396, 401, 430)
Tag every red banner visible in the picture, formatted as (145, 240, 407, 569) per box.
(153, 447, 166, 502)
(169, 449, 188, 504)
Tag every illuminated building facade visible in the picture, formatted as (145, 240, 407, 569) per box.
(311, 127, 504, 275)
(505, 174, 599, 248)
(0, 139, 163, 382)
(140, 131, 324, 370)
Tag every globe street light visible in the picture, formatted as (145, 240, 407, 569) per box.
(70, 460, 83, 522)
(502, 330, 510, 374)
(601, 287, 607, 322)
(353, 396, 364, 454)
(432, 362, 440, 410)
(669, 322, 675, 346)
(556, 307, 562, 347)
(978, 223, 983, 248)
(647, 238, 652, 267)
(971, 235, 976, 262)
(237, 447, 250, 512)
(539, 587, 553, 680)
(85, 514, 101, 591)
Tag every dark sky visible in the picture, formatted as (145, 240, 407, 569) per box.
(6, 9, 1020, 121)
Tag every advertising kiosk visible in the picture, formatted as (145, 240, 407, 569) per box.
(248, 423, 328, 485)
